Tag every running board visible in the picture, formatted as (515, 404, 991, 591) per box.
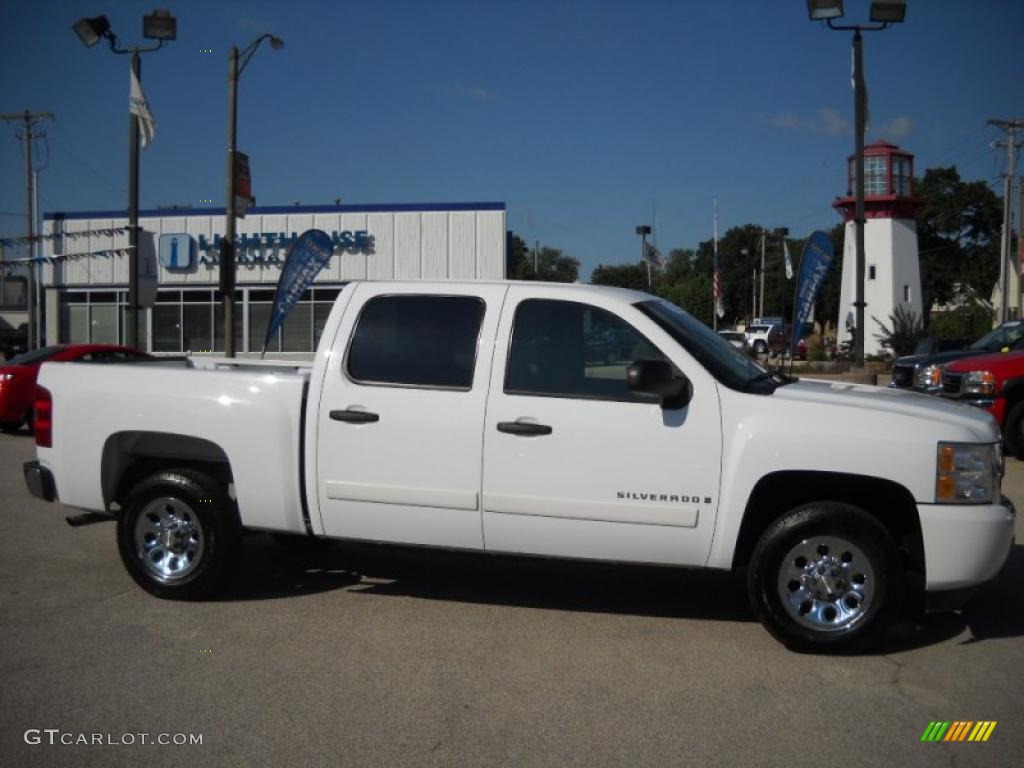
(66, 512, 116, 527)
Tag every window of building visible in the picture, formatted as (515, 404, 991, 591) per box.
(60, 290, 133, 346)
(892, 156, 912, 197)
(864, 154, 888, 196)
(0, 274, 28, 310)
(346, 295, 485, 389)
(904, 284, 911, 302)
(505, 299, 667, 402)
(868, 265, 877, 280)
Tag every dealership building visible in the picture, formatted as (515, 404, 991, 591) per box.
(36, 202, 506, 355)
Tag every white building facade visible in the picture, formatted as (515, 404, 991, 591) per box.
(835, 141, 924, 356)
(40, 202, 506, 355)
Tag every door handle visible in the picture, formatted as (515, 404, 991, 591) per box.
(330, 409, 380, 423)
(497, 420, 552, 436)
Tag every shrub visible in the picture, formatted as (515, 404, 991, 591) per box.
(872, 306, 925, 357)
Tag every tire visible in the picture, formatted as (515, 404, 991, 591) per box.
(1003, 401, 1024, 459)
(754, 340, 767, 355)
(117, 469, 240, 600)
(747, 502, 903, 653)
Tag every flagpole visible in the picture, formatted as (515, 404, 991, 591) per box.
(713, 196, 719, 331)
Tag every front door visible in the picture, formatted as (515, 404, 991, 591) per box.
(315, 283, 508, 549)
(481, 287, 722, 566)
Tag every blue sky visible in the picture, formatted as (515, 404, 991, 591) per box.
(1, 0, 1020, 279)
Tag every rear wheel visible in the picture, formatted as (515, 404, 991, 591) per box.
(748, 502, 902, 653)
(117, 469, 240, 600)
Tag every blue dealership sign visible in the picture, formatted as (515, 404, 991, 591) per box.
(263, 229, 334, 355)
(790, 231, 835, 358)
(158, 233, 196, 270)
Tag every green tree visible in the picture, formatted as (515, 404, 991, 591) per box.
(915, 166, 1002, 317)
(506, 234, 580, 283)
(591, 263, 647, 290)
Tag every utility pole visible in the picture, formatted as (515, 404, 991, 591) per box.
(990, 119, 1022, 323)
(534, 240, 539, 276)
(1, 110, 54, 350)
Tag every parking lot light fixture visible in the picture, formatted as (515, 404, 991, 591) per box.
(869, 1, 906, 23)
(806, 0, 844, 21)
(142, 9, 177, 41)
(72, 15, 111, 47)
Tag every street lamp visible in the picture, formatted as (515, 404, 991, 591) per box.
(635, 225, 652, 290)
(73, 9, 177, 350)
(222, 33, 284, 357)
(758, 227, 790, 319)
(807, 0, 905, 368)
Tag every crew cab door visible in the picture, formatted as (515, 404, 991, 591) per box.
(315, 283, 507, 548)
(481, 287, 722, 566)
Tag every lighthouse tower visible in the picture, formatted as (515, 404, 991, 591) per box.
(834, 140, 925, 356)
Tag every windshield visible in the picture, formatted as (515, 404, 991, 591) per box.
(5, 346, 63, 366)
(636, 299, 790, 392)
(971, 323, 1024, 351)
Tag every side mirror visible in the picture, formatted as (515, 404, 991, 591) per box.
(627, 359, 692, 409)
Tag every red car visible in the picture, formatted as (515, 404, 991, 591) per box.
(940, 350, 1024, 457)
(0, 344, 152, 432)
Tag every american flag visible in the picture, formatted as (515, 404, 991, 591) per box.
(713, 268, 724, 318)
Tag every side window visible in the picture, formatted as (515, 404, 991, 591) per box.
(505, 299, 669, 401)
(347, 295, 485, 389)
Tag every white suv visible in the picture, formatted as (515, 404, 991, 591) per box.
(744, 324, 775, 355)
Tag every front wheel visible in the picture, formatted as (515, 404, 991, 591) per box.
(117, 469, 240, 600)
(1003, 401, 1024, 459)
(748, 502, 902, 653)
(753, 340, 767, 355)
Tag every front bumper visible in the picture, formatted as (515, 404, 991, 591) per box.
(919, 496, 1015, 591)
(23, 460, 56, 502)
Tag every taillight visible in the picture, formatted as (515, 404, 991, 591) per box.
(34, 385, 52, 448)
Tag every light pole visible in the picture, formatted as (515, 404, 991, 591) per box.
(222, 33, 284, 357)
(758, 226, 790, 318)
(807, 0, 905, 368)
(74, 10, 177, 350)
(636, 225, 652, 290)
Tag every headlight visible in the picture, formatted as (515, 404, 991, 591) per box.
(914, 364, 942, 388)
(936, 442, 1000, 503)
(0, 373, 13, 382)
(962, 370, 997, 395)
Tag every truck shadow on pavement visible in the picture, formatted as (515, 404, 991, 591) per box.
(221, 535, 1024, 653)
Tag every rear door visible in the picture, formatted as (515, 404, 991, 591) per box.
(315, 283, 507, 549)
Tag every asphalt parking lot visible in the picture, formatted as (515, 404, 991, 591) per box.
(1, 429, 1022, 768)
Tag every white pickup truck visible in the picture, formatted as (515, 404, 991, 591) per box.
(24, 281, 1015, 652)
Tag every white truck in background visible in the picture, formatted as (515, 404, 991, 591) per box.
(25, 281, 1015, 652)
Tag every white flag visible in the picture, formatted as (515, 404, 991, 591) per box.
(784, 239, 793, 280)
(129, 68, 156, 148)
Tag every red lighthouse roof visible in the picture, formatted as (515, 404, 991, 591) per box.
(833, 140, 925, 222)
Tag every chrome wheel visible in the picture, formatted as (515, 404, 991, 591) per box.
(776, 535, 874, 633)
(134, 497, 204, 582)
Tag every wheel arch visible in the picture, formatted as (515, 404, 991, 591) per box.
(731, 471, 924, 577)
(102, 431, 235, 513)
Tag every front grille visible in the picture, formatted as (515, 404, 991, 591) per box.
(942, 372, 964, 396)
(891, 365, 914, 388)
